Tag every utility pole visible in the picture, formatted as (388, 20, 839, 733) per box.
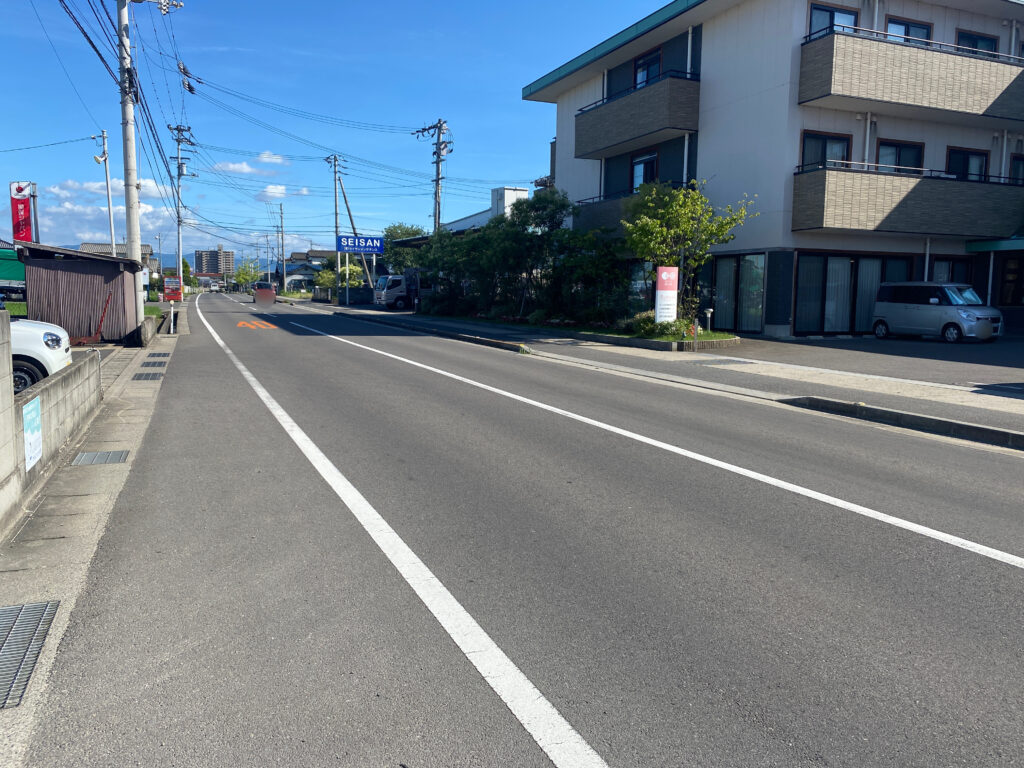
(413, 118, 453, 233)
(93, 130, 116, 261)
(327, 155, 342, 304)
(279, 204, 285, 292)
(168, 124, 194, 303)
(335, 170, 372, 288)
(116, 0, 145, 332)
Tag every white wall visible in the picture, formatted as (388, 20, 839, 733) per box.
(553, 76, 604, 208)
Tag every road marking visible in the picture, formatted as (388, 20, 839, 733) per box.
(194, 297, 608, 768)
(291, 320, 1024, 573)
(237, 320, 277, 329)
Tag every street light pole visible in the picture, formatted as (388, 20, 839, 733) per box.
(93, 130, 117, 264)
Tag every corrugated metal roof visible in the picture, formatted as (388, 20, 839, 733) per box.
(15, 241, 142, 272)
(79, 242, 153, 256)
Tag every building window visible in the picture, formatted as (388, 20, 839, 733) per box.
(631, 151, 658, 191)
(957, 30, 999, 57)
(634, 50, 661, 89)
(947, 148, 988, 181)
(886, 18, 931, 44)
(1010, 154, 1024, 185)
(877, 140, 923, 174)
(801, 132, 851, 171)
(809, 4, 858, 39)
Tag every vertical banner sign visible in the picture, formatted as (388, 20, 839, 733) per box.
(654, 266, 679, 323)
(23, 397, 43, 472)
(10, 182, 33, 242)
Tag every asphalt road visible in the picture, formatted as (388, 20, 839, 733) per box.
(25, 294, 1024, 767)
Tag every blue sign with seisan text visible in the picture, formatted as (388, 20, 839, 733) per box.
(336, 235, 384, 254)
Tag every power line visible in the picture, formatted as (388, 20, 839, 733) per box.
(0, 136, 96, 153)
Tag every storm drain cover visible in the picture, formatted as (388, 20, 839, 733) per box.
(72, 450, 129, 466)
(141, 361, 166, 368)
(147, 353, 170, 358)
(132, 372, 163, 381)
(0, 601, 60, 708)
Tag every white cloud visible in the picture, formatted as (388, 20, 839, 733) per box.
(295, 187, 310, 196)
(256, 184, 287, 201)
(213, 161, 259, 174)
(45, 178, 172, 201)
(257, 151, 286, 165)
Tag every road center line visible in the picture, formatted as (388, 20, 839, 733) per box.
(194, 297, 609, 768)
(290, 319, 1024, 573)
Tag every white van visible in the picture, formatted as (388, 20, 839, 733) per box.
(871, 282, 1002, 342)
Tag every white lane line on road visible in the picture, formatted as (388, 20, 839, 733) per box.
(291, 320, 1024, 573)
(193, 297, 608, 768)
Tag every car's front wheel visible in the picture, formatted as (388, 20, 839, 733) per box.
(12, 360, 45, 394)
(873, 320, 890, 340)
(393, 297, 408, 311)
(942, 323, 963, 343)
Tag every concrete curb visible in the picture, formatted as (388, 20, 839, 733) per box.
(334, 309, 1024, 452)
(782, 396, 1024, 451)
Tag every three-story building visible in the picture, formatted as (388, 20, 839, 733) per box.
(524, 0, 1024, 335)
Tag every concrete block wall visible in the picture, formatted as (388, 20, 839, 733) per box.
(0, 312, 103, 541)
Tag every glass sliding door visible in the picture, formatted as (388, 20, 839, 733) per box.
(795, 255, 824, 333)
(855, 258, 882, 332)
(714, 257, 736, 330)
(737, 254, 765, 332)
(823, 257, 853, 332)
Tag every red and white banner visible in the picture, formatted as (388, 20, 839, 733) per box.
(654, 266, 679, 323)
(10, 182, 33, 242)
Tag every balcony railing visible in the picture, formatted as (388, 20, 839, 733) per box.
(794, 158, 1024, 185)
(803, 24, 1024, 67)
(577, 70, 700, 114)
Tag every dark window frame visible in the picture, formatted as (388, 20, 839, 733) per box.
(630, 149, 659, 191)
(800, 129, 853, 171)
(875, 138, 925, 174)
(946, 146, 990, 181)
(956, 28, 1000, 57)
(884, 15, 932, 44)
(1010, 153, 1024, 185)
(633, 48, 663, 89)
(808, 3, 860, 39)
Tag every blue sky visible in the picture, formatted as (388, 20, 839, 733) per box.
(1, 0, 666, 269)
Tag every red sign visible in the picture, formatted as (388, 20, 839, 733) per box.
(164, 277, 182, 302)
(654, 266, 679, 323)
(10, 182, 33, 242)
(655, 266, 679, 293)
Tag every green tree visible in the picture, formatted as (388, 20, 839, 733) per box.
(315, 263, 363, 289)
(234, 258, 261, 288)
(383, 222, 428, 274)
(623, 181, 756, 322)
(182, 260, 198, 288)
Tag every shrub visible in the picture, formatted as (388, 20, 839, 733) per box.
(526, 309, 547, 325)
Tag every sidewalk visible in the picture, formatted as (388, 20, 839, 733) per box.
(0, 317, 180, 765)
(333, 306, 1024, 450)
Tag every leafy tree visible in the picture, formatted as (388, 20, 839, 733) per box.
(182, 260, 198, 288)
(623, 180, 756, 323)
(233, 258, 261, 288)
(383, 222, 428, 274)
(315, 263, 363, 289)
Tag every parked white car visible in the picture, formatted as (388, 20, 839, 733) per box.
(9, 319, 72, 394)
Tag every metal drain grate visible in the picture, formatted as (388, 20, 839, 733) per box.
(1, 601, 60, 708)
(72, 450, 129, 466)
(132, 372, 163, 381)
(141, 361, 166, 368)
(147, 353, 170, 358)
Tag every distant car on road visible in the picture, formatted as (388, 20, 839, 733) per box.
(9, 318, 72, 394)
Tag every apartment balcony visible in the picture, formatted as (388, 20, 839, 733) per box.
(574, 194, 630, 233)
(799, 28, 1024, 128)
(792, 163, 1024, 239)
(574, 71, 699, 160)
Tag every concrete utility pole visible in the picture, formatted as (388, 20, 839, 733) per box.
(168, 124, 194, 302)
(117, 0, 145, 332)
(327, 155, 342, 304)
(413, 119, 453, 233)
(279, 204, 285, 291)
(335, 170, 372, 290)
(93, 130, 116, 262)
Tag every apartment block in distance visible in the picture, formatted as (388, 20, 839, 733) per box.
(523, 0, 1024, 336)
(193, 244, 235, 275)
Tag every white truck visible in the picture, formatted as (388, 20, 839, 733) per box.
(373, 268, 432, 311)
